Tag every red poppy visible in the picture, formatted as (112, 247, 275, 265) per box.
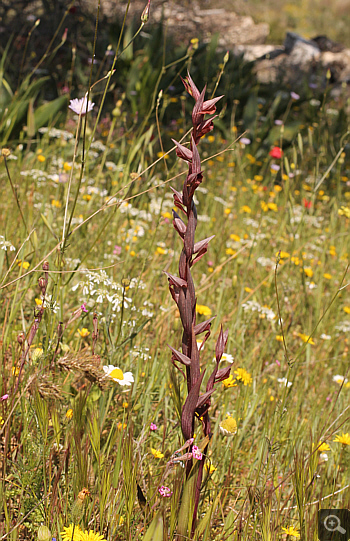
(269, 146, 283, 159)
(303, 198, 312, 209)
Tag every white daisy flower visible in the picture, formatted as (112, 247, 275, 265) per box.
(69, 97, 95, 115)
(103, 365, 134, 386)
(333, 375, 348, 385)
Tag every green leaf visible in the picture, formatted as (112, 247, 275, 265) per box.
(143, 512, 163, 541)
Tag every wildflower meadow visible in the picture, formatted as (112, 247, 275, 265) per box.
(1, 2, 350, 540)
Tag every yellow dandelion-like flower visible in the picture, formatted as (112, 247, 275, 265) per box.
(334, 433, 350, 445)
(61, 524, 83, 541)
(151, 448, 164, 459)
(297, 333, 315, 345)
(196, 305, 212, 317)
(234, 368, 252, 386)
(207, 135, 215, 143)
(276, 335, 283, 342)
(35, 298, 43, 306)
(78, 328, 90, 338)
(230, 234, 241, 242)
(222, 375, 237, 388)
(323, 273, 332, 280)
(156, 247, 166, 255)
(282, 526, 300, 538)
(37, 155, 46, 162)
(66, 409, 73, 420)
(304, 267, 313, 278)
(343, 306, 350, 314)
(240, 205, 252, 214)
(317, 442, 330, 452)
(277, 251, 290, 259)
(254, 175, 263, 182)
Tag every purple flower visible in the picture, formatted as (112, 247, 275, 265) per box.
(290, 92, 300, 100)
(192, 445, 202, 460)
(0, 394, 9, 401)
(69, 97, 95, 116)
(274, 119, 283, 126)
(158, 485, 173, 497)
(270, 164, 280, 172)
(240, 137, 251, 146)
(81, 303, 88, 313)
(150, 422, 157, 431)
(275, 359, 281, 366)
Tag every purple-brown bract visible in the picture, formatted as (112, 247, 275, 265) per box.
(165, 73, 231, 533)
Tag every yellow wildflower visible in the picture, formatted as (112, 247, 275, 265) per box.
(282, 526, 300, 538)
(297, 333, 315, 345)
(230, 234, 241, 242)
(343, 306, 350, 314)
(323, 273, 332, 280)
(317, 442, 330, 452)
(196, 305, 212, 317)
(304, 267, 313, 278)
(66, 409, 73, 420)
(78, 328, 90, 338)
(240, 205, 252, 214)
(151, 448, 164, 459)
(276, 335, 283, 342)
(222, 375, 237, 388)
(234, 368, 252, 386)
(37, 155, 46, 162)
(334, 433, 350, 445)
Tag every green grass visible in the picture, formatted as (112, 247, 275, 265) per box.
(1, 8, 350, 541)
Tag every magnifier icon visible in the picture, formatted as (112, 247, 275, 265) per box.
(324, 514, 346, 534)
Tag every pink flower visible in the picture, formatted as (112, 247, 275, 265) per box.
(113, 245, 122, 255)
(290, 92, 300, 100)
(158, 485, 173, 497)
(192, 445, 202, 460)
(81, 303, 88, 313)
(150, 422, 157, 431)
(1, 394, 9, 401)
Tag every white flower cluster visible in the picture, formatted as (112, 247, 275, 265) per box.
(71, 271, 146, 314)
(38, 127, 74, 141)
(241, 300, 276, 321)
(0, 236, 15, 251)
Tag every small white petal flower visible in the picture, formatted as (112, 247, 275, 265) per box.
(103, 365, 134, 386)
(69, 97, 95, 115)
(333, 375, 348, 385)
(277, 377, 292, 388)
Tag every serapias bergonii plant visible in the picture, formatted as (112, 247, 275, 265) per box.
(165, 73, 231, 536)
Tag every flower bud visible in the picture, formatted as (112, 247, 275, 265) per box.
(1, 148, 11, 157)
(17, 332, 26, 345)
(42, 261, 49, 272)
(37, 525, 51, 541)
(141, 0, 150, 23)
